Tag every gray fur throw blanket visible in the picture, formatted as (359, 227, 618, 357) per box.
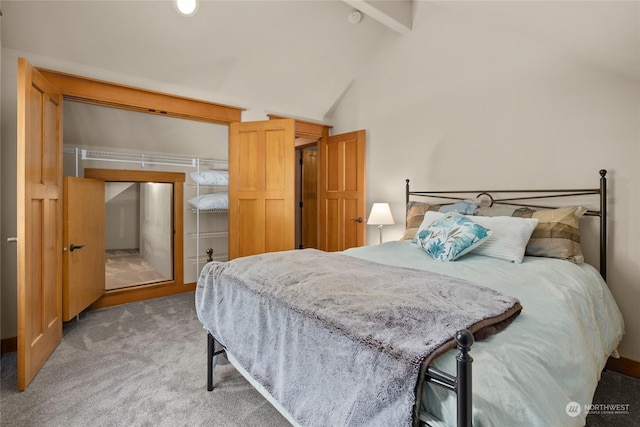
(196, 249, 522, 427)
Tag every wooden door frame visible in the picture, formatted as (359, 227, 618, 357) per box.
(38, 68, 244, 124)
(84, 169, 186, 309)
(36, 66, 244, 309)
(267, 114, 332, 144)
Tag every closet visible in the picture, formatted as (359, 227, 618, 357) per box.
(63, 137, 229, 309)
(16, 58, 363, 391)
(187, 160, 230, 270)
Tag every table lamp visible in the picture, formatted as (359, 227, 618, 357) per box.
(367, 203, 395, 244)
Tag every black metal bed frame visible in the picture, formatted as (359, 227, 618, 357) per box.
(407, 169, 608, 427)
(205, 170, 608, 427)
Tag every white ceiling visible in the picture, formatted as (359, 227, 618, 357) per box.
(2, 0, 637, 124)
(1, 0, 396, 120)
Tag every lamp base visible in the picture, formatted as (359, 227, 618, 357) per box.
(378, 224, 383, 245)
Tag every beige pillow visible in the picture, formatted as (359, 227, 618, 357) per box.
(515, 206, 587, 263)
(475, 204, 517, 217)
(400, 201, 441, 240)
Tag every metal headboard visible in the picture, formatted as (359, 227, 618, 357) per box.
(405, 169, 608, 280)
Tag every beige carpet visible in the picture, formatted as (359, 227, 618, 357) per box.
(105, 249, 171, 290)
(0, 292, 637, 426)
(0, 292, 291, 427)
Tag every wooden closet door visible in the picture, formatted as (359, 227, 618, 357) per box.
(17, 58, 63, 390)
(318, 130, 366, 251)
(63, 177, 105, 321)
(228, 119, 296, 259)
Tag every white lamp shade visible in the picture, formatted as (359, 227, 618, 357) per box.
(367, 203, 394, 225)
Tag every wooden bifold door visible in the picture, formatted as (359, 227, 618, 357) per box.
(228, 119, 296, 259)
(229, 119, 366, 258)
(17, 58, 63, 390)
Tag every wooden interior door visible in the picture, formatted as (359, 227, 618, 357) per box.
(63, 177, 105, 321)
(17, 57, 63, 390)
(301, 147, 318, 249)
(318, 130, 366, 251)
(228, 119, 296, 259)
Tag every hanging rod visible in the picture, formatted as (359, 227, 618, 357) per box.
(63, 147, 227, 169)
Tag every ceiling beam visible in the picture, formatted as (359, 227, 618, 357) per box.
(343, 0, 412, 34)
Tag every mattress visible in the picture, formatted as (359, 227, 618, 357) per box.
(344, 241, 624, 427)
(197, 248, 522, 426)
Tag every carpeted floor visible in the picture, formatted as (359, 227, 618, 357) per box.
(105, 249, 171, 290)
(0, 292, 289, 427)
(0, 292, 638, 426)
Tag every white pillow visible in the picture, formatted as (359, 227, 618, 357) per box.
(468, 216, 538, 263)
(188, 192, 229, 210)
(413, 211, 538, 263)
(190, 170, 229, 186)
(414, 211, 446, 238)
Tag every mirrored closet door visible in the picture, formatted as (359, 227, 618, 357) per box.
(104, 181, 173, 290)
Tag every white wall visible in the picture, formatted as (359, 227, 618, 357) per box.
(140, 183, 172, 279)
(105, 184, 140, 251)
(329, 1, 640, 360)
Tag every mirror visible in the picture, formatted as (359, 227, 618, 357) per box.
(105, 182, 173, 290)
(85, 168, 186, 292)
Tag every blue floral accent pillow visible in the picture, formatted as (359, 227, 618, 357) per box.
(416, 212, 492, 261)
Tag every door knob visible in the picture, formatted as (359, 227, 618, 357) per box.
(69, 243, 86, 252)
(351, 217, 363, 223)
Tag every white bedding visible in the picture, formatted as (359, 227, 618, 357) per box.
(344, 241, 624, 427)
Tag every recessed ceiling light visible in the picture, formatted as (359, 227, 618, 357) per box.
(176, 0, 198, 17)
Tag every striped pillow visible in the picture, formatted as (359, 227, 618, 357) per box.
(514, 206, 587, 263)
(469, 216, 539, 263)
(401, 201, 441, 241)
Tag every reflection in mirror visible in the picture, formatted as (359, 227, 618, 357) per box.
(105, 182, 173, 290)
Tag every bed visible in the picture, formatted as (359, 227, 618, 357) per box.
(195, 170, 624, 427)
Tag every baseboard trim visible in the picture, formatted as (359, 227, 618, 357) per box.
(1, 336, 17, 355)
(606, 355, 640, 379)
(91, 282, 196, 310)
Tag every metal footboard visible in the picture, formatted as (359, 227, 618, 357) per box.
(207, 330, 474, 427)
(422, 330, 474, 427)
(206, 332, 226, 392)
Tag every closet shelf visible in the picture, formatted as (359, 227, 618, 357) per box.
(63, 147, 227, 169)
(188, 231, 229, 238)
(191, 208, 228, 213)
(189, 184, 228, 189)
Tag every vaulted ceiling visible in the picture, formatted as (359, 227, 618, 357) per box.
(2, 0, 636, 124)
(1, 0, 399, 121)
